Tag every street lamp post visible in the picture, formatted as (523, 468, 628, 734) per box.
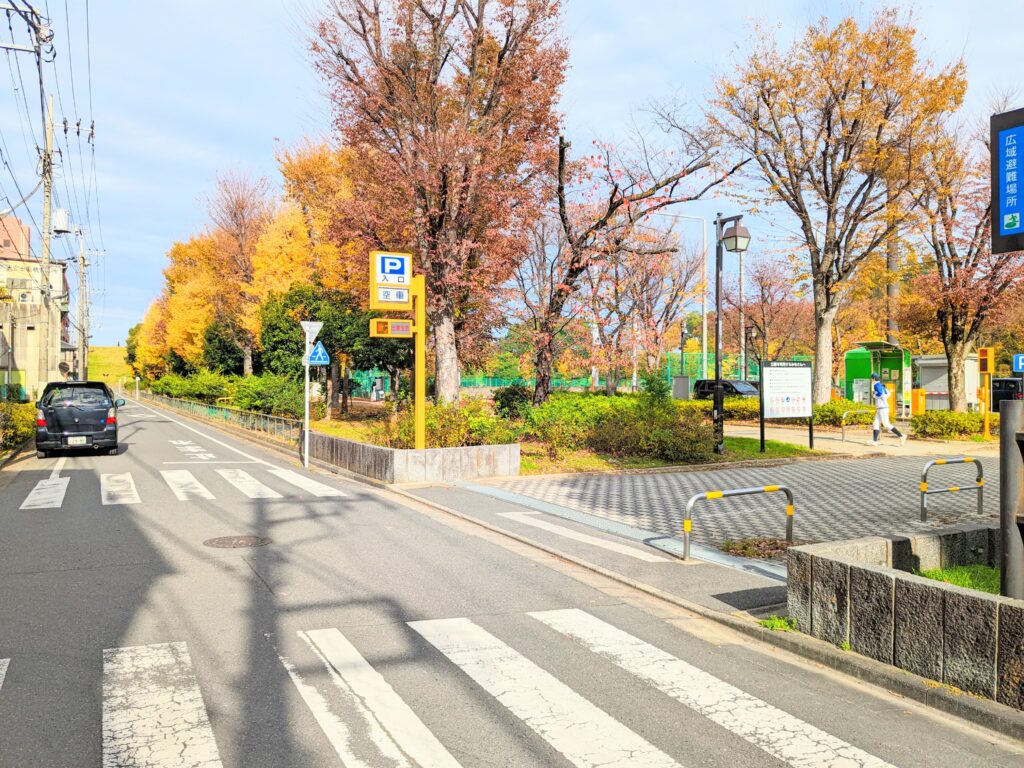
(651, 212, 708, 380)
(713, 213, 751, 454)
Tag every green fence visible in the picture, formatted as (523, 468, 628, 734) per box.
(140, 391, 302, 443)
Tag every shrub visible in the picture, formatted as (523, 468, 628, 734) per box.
(910, 410, 998, 439)
(676, 396, 758, 420)
(527, 393, 617, 457)
(588, 398, 713, 463)
(371, 398, 519, 449)
(233, 374, 304, 418)
(151, 370, 233, 404)
(493, 383, 532, 420)
(0, 402, 35, 450)
(812, 398, 873, 427)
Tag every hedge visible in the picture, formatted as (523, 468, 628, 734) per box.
(910, 410, 999, 439)
(0, 402, 35, 451)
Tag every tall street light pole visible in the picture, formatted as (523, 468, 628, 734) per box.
(651, 212, 708, 380)
(713, 213, 752, 454)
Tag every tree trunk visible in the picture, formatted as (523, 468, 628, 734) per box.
(432, 309, 461, 404)
(242, 343, 253, 377)
(811, 288, 838, 404)
(605, 368, 619, 396)
(328, 358, 342, 417)
(946, 341, 968, 412)
(532, 322, 555, 406)
(390, 368, 400, 400)
(341, 366, 350, 414)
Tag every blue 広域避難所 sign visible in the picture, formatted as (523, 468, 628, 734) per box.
(999, 125, 1024, 236)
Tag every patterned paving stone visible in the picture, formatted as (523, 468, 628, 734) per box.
(493, 457, 998, 547)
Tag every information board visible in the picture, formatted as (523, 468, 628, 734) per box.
(992, 108, 1024, 255)
(369, 318, 414, 338)
(762, 361, 812, 419)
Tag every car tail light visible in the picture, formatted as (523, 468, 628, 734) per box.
(106, 407, 116, 425)
(36, 409, 46, 427)
(1016, 392, 1023, 400)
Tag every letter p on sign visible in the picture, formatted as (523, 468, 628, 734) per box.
(383, 257, 404, 275)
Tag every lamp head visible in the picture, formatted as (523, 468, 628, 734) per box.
(722, 221, 751, 253)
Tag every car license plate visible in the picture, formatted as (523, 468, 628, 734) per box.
(67, 436, 88, 446)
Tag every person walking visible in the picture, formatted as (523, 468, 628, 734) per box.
(870, 372, 907, 446)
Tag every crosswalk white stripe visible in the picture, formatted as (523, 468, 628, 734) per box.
(102, 642, 223, 767)
(531, 609, 896, 768)
(497, 512, 668, 562)
(0, 658, 8, 691)
(299, 628, 461, 768)
(216, 469, 282, 499)
(160, 470, 216, 501)
(20, 477, 70, 509)
(410, 617, 684, 768)
(100, 473, 141, 505)
(269, 469, 347, 497)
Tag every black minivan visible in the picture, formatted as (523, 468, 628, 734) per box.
(991, 377, 1024, 413)
(35, 381, 125, 458)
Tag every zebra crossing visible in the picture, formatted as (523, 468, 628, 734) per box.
(0, 610, 900, 768)
(12, 465, 347, 510)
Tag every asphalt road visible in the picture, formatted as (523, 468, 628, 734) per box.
(0, 400, 1021, 767)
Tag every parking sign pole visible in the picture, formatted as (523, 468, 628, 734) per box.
(304, 342, 310, 468)
(412, 274, 426, 450)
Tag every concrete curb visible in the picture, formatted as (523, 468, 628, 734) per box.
(0, 436, 32, 471)
(389, 486, 1024, 743)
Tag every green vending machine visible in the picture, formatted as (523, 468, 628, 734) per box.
(843, 341, 912, 417)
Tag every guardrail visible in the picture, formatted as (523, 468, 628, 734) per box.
(920, 457, 983, 522)
(841, 408, 874, 442)
(139, 391, 302, 444)
(682, 485, 795, 560)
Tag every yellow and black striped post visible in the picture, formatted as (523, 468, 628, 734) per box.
(683, 485, 795, 560)
(920, 457, 983, 522)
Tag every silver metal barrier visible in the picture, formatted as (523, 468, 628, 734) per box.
(683, 485, 795, 559)
(841, 408, 874, 442)
(920, 457, 983, 522)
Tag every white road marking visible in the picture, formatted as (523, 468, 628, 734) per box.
(497, 512, 667, 562)
(102, 642, 223, 767)
(409, 617, 683, 768)
(50, 456, 67, 479)
(269, 469, 347, 498)
(0, 658, 8, 690)
(288, 628, 461, 767)
(531, 609, 896, 768)
(20, 477, 70, 509)
(100, 473, 141, 505)
(161, 461, 259, 465)
(161, 470, 216, 501)
(216, 469, 282, 499)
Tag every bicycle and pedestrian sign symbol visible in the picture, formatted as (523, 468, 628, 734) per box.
(308, 340, 330, 366)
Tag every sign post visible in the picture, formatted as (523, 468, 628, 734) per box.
(760, 361, 813, 452)
(134, 375, 140, 400)
(979, 346, 994, 440)
(369, 251, 425, 449)
(299, 320, 324, 468)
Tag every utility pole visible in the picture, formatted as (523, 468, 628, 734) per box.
(37, 94, 53, 391)
(76, 233, 88, 379)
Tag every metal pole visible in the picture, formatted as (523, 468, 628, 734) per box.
(999, 400, 1024, 599)
(413, 274, 426, 450)
(701, 219, 708, 380)
(738, 249, 745, 380)
(77, 233, 86, 379)
(713, 214, 725, 454)
(303, 348, 311, 468)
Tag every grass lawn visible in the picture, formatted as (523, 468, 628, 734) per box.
(311, 415, 379, 443)
(919, 564, 1000, 594)
(521, 436, 822, 475)
(89, 346, 132, 383)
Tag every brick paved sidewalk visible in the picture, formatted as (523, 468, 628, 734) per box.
(489, 456, 998, 548)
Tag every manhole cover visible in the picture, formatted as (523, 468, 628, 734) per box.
(203, 535, 272, 549)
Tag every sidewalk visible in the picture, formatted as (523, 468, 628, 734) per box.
(727, 421, 999, 458)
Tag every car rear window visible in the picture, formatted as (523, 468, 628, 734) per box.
(43, 385, 112, 408)
(732, 381, 759, 395)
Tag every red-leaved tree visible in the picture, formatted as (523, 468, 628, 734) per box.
(916, 128, 1024, 411)
(310, 0, 567, 402)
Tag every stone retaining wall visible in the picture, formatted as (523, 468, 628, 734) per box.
(306, 430, 520, 484)
(787, 523, 1024, 711)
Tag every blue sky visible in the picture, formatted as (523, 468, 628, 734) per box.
(0, 0, 1016, 344)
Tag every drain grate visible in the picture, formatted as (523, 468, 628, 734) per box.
(203, 535, 271, 549)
